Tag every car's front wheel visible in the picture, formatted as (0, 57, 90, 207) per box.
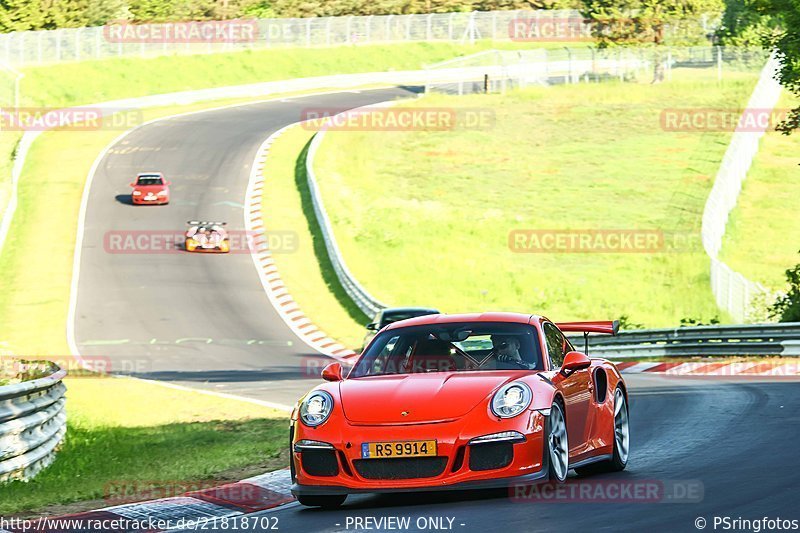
(575, 386, 629, 476)
(546, 400, 569, 482)
(296, 494, 347, 508)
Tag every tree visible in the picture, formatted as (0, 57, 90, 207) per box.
(579, 0, 723, 82)
(0, 0, 48, 31)
(715, 0, 781, 47)
(770, 250, 800, 322)
(749, 0, 800, 134)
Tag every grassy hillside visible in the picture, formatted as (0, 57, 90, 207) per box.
(311, 69, 763, 328)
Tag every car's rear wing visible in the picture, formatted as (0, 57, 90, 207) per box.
(556, 320, 619, 355)
(187, 220, 227, 226)
(556, 321, 619, 335)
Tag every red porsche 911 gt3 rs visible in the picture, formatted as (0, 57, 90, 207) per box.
(290, 313, 629, 508)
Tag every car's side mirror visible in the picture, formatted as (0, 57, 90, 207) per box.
(322, 362, 343, 382)
(165, 181, 172, 185)
(365, 322, 379, 331)
(129, 182, 136, 187)
(561, 351, 591, 375)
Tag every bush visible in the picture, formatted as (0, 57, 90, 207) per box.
(770, 250, 800, 322)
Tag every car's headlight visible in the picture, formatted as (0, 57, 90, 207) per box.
(157, 190, 168, 196)
(132, 190, 142, 195)
(300, 391, 334, 427)
(491, 382, 532, 418)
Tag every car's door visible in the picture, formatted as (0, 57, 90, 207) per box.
(544, 322, 592, 457)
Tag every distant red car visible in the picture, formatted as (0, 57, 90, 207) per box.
(290, 313, 629, 508)
(130, 172, 170, 205)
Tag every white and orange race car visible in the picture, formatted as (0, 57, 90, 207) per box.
(184, 221, 230, 253)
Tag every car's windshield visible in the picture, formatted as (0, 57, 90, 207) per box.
(137, 176, 163, 185)
(351, 321, 542, 377)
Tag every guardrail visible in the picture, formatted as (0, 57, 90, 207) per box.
(0, 362, 67, 483)
(306, 121, 388, 317)
(573, 323, 800, 359)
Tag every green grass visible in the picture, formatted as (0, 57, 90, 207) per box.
(311, 68, 764, 329)
(720, 91, 800, 290)
(0, 377, 288, 517)
(261, 126, 369, 350)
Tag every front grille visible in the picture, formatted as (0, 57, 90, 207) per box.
(301, 450, 339, 477)
(469, 442, 514, 471)
(354, 457, 448, 480)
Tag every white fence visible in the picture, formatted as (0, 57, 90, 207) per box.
(0, 10, 582, 67)
(424, 46, 769, 94)
(701, 52, 782, 322)
(0, 362, 66, 483)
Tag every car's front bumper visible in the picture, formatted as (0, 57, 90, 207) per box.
(132, 196, 168, 204)
(291, 466, 549, 496)
(290, 410, 549, 495)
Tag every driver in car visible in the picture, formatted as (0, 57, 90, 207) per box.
(491, 335, 536, 370)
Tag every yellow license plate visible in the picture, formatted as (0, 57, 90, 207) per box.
(361, 440, 437, 459)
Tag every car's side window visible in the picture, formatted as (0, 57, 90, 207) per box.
(543, 323, 566, 369)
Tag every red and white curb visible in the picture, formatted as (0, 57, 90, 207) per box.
(616, 360, 800, 376)
(4, 470, 295, 532)
(244, 124, 358, 363)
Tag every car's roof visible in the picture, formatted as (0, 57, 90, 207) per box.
(382, 307, 440, 314)
(385, 312, 541, 330)
(137, 172, 163, 176)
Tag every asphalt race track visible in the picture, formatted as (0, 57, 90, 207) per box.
(72, 87, 800, 532)
(73, 87, 417, 406)
(186, 374, 800, 532)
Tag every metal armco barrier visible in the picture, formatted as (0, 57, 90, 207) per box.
(573, 322, 800, 359)
(0, 363, 67, 483)
(306, 120, 388, 317)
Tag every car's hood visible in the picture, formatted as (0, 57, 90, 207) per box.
(339, 371, 530, 424)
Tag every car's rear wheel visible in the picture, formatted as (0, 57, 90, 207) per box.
(546, 400, 569, 482)
(575, 386, 629, 476)
(296, 494, 347, 508)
